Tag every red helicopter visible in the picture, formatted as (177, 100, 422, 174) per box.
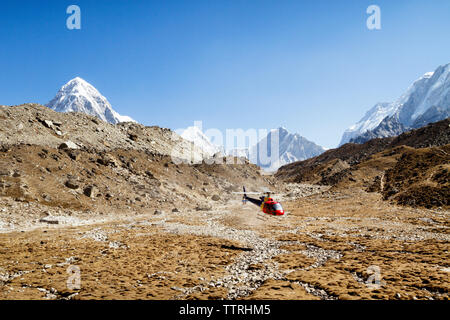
(234, 186, 286, 216)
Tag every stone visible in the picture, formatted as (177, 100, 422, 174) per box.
(66, 150, 81, 161)
(211, 195, 220, 201)
(128, 133, 138, 141)
(154, 210, 164, 215)
(65, 179, 79, 189)
(43, 120, 53, 128)
(0, 169, 11, 176)
(195, 205, 212, 211)
(39, 218, 59, 225)
(58, 141, 79, 150)
(172, 208, 179, 212)
(145, 171, 155, 179)
(97, 154, 120, 167)
(83, 185, 97, 198)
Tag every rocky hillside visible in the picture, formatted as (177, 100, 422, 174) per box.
(276, 118, 450, 208)
(0, 104, 275, 229)
(0, 104, 206, 162)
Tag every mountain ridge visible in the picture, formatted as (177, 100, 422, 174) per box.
(250, 127, 325, 171)
(340, 63, 450, 145)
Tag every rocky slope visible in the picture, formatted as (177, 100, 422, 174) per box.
(276, 119, 450, 208)
(0, 103, 276, 231)
(0, 104, 205, 162)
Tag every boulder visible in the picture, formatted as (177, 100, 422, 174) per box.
(0, 169, 11, 176)
(97, 154, 120, 167)
(65, 179, 80, 189)
(83, 185, 97, 198)
(39, 218, 59, 225)
(58, 141, 79, 150)
(66, 150, 81, 161)
(43, 120, 53, 128)
(195, 204, 212, 211)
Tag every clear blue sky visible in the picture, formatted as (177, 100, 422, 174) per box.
(1, 0, 449, 148)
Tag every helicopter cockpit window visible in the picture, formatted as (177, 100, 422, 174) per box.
(272, 203, 283, 211)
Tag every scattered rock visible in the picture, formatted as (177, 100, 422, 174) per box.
(97, 154, 120, 167)
(83, 185, 97, 198)
(43, 120, 53, 128)
(154, 210, 165, 215)
(128, 133, 138, 141)
(195, 205, 212, 211)
(39, 218, 59, 225)
(66, 150, 81, 161)
(58, 141, 79, 150)
(65, 179, 80, 190)
(211, 195, 220, 201)
(0, 169, 11, 176)
(145, 171, 155, 179)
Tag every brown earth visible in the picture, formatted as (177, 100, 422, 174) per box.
(0, 188, 448, 300)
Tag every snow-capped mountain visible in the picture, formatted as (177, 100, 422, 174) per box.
(349, 115, 407, 144)
(179, 125, 222, 157)
(250, 127, 325, 172)
(340, 102, 394, 144)
(340, 63, 450, 145)
(46, 77, 134, 124)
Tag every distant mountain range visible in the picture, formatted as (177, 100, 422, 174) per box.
(340, 63, 450, 145)
(249, 127, 325, 172)
(46, 77, 134, 124)
(44, 77, 325, 170)
(45, 63, 449, 173)
(179, 126, 325, 171)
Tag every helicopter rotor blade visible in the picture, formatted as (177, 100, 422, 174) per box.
(232, 192, 261, 195)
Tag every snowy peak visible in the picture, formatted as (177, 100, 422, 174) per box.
(179, 125, 222, 157)
(251, 127, 325, 172)
(46, 77, 134, 124)
(340, 63, 450, 145)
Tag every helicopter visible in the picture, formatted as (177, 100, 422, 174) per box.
(233, 186, 285, 216)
